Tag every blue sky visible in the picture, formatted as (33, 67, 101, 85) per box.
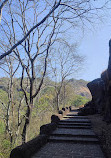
(77, 26, 110, 81)
(1, 0, 111, 82)
(75, 10, 111, 81)
(57, 1, 111, 82)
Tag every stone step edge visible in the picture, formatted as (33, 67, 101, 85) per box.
(66, 114, 88, 117)
(64, 116, 89, 119)
(48, 137, 99, 144)
(57, 126, 92, 129)
(58, 124, 92, 127)
(60, 120, 91, 123)
(59, 123, 91, 126)
(49, 136, 98, 141)
(50, 133, 97, 138)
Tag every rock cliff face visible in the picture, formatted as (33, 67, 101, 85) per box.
(79, 40, 111, 123)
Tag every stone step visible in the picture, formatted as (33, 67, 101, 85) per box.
(52, 128, 96, 137)
(67, 113, 78, 115)
(63, 115, 87, 119)
(48, 136, 99, 144)
(60, 119, 91, 123)
(69, 109, 78, 111)
(58, 125, 92, 129)
(59, 122, 91, 126)
(70, 109, 79, 111)
(64, 115, 88, 119)
(50, 133, 97, 138)
(66, 114, 88, 117)
(62, 117, 90, 121)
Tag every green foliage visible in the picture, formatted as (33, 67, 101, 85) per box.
(0, 121, 5, 134)
(41, 86, 55, 95)
(0, 153, 4, 158)
(72, 95, 89, 107)
(0, 138, 11, 158)
(0, 121, 11, 158)
(0, 89, 8, 103)
(2, 139, 11, 149)
(34, 93, 54, 113)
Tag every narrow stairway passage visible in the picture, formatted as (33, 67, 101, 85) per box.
(32, 109, 105, 158)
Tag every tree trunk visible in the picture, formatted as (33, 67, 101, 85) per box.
(56, 93, 59, 112)
(22, 105, 31, 143)
(22, 65, 34, 143)
(63, 84, 66, 108)
(6, 77, 13, 144)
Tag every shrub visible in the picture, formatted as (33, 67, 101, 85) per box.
(72, 95, 90, 107)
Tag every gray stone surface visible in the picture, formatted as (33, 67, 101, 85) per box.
(49, 136, 99, 143)
(58, 125, 91, 129)
(52, 128, 95, 136)
(61, 118, 91, 123)
(59, 122, 91, 126)
(32, 142, 105, 158)
(31, 110, 105, 158)
(58, 121, 92, 129)
(65, 115, 88, 119)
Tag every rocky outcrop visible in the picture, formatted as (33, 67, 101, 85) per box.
(87, 78, 105, 114)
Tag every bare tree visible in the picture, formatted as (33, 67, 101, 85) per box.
(0, 0, 108, 59)
(49, 40, 84, 111)
(0, 55, 20, 144)
(0, 0, 62, 143)
(0, 0, 8, 22)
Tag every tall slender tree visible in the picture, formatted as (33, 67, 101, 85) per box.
(49, 41, 84, 111)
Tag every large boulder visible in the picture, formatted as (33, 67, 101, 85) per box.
(100, 39, 111, 122)
(101, 69, 111, 122)
(78, 101, 96, 116)
(87, 78, 105, 113)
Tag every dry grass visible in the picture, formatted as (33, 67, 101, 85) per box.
(88, 114, 111, 158)
(78, 104, 84, 108)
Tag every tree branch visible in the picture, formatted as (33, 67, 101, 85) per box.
(0, 0, 61, 60)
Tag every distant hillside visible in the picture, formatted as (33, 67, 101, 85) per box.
(68, 78, 91, 99)
(0, 77, 91, 100)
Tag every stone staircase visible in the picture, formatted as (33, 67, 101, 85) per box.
(48, 111, 99, 144)
(32, 109, 105, 158)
